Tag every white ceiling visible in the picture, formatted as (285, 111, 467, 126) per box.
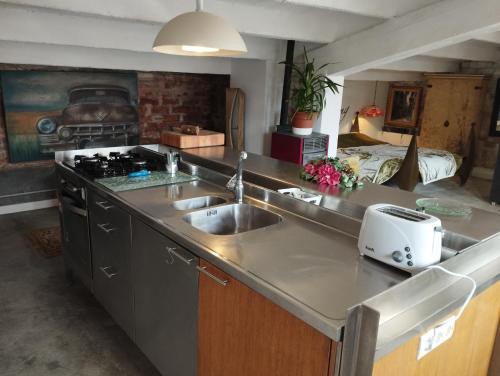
(224, 0, 443, 19)
(0, 0, 383, 43)
(0, 0, 499, 75)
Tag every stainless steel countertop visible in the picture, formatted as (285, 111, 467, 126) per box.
(117, 178, 405, 337)
(180, 146, 500, 241)
(56, 145, 500, 370)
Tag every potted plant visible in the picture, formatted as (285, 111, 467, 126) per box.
(281, 48, 341, 135)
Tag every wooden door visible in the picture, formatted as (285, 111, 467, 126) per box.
(197, 259, 335, 376)
(419, 75, 485, 154)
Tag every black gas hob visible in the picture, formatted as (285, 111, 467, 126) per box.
(70, 149, 166, 179)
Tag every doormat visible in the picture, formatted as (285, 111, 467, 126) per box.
(26, 226, 61, 258)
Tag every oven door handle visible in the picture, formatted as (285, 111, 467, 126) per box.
(61, 196, 87, 217)
(60, 179, 81, 194)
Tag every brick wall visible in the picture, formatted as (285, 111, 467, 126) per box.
(138, 72, 229, 143)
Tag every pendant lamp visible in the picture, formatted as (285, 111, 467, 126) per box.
(360, 81, 384, 118)
(153, 0, 247, 57)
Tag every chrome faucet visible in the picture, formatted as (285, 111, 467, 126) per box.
(165, 149, 180, 176)
(226, 151, 247, 203)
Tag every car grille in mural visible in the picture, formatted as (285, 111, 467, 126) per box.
(0, 71, 139, 162)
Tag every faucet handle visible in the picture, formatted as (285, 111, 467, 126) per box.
(239, 151, 248, 160)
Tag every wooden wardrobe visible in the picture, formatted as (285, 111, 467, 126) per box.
(418, 74, 487, 155)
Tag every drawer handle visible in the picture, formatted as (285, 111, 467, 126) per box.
(96, 201, 114, 210)
(196, 266, 229, 286)
(97, 223, 116, 233)
(167, 247, 194, 265)
(99, 266, 117, 279)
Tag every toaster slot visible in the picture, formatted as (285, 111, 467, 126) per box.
(377, 206, 430, 222)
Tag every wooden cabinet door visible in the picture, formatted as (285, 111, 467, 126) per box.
(419, 76, 485, 154)
(419, 78, 454, 151)
(198, 259, 334, 376)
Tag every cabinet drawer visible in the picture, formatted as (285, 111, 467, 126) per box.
(93, 259, 134, 338)
(88, 190, 130, 230)
(90, 216, 130, 273)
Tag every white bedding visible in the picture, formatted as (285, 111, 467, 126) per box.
(337, 144, 457, 185)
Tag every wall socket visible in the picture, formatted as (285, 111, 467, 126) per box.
(417, 317, 456, 359)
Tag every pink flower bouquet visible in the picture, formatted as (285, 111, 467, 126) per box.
(300, 157, 363, 188)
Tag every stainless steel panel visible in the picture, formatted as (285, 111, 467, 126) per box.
(132, 218, 198, 376)
(181, 147, 500, 241)
(339, 305, 379, 376)
(172, 195, 227, 211)
(60, 194, 92, 290)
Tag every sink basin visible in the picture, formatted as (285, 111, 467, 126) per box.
(172, 196, 227, 211)
(183, 203, 282, 235)
(441, 231, 478, 260)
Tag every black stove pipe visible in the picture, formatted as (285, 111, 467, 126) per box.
(279, 40, 295, 130)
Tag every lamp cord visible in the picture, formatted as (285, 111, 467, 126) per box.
(425, 265, 477, 322)
(373, 81, 378, 105)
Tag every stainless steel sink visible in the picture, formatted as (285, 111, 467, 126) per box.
(172, 196, 227, 211)
(183, 203, 282, 235)
(441, 231, 478, 260)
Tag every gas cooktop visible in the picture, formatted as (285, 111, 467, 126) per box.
(60, 146, 166, 180)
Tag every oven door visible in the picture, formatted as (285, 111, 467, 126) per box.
(60, 192, 92, 290)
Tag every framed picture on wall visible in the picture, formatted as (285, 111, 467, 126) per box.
(384, 85, 422, 128)
(489, 78, 500, 137)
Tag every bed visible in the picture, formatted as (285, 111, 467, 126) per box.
(337, 132, 474, 191)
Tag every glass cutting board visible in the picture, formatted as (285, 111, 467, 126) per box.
(96, 171, 198, 192)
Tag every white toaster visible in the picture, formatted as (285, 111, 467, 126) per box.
(358, 204, 443, 271)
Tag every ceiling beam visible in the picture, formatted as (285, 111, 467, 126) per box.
(279, 0, 437, 19)
(310, 0, 500, 77)
(423, 40, 500, 61)
(345, 70, 424, 82)
(377, 56, 460, 73)
(0, 40, 232, 73)
(0, 0, 381, 43)
(473, 31, 500, 45)
(0, 3, 285, 61)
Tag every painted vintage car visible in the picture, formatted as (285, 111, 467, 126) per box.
(36, 86, 139, 153)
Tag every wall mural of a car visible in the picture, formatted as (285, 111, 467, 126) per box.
(36, 86, 140, 153)
(1, 71, 139, 163)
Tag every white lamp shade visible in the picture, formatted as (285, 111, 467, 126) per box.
(153, 11, 247, 57)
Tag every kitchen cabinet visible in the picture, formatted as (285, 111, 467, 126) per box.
(372, 282, 500, 376)
(88, 190, 134, 338)
(131, 218, 198, 376)
(197, 259, 335, 376)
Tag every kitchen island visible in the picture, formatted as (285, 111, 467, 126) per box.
(55, 145, 500, 376)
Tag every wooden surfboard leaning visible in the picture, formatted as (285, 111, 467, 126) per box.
(226, 88, 245, 150)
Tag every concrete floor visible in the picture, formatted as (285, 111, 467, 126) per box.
(0, 208, 160, 376)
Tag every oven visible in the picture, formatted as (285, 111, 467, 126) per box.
(57, 164, 92, 290)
